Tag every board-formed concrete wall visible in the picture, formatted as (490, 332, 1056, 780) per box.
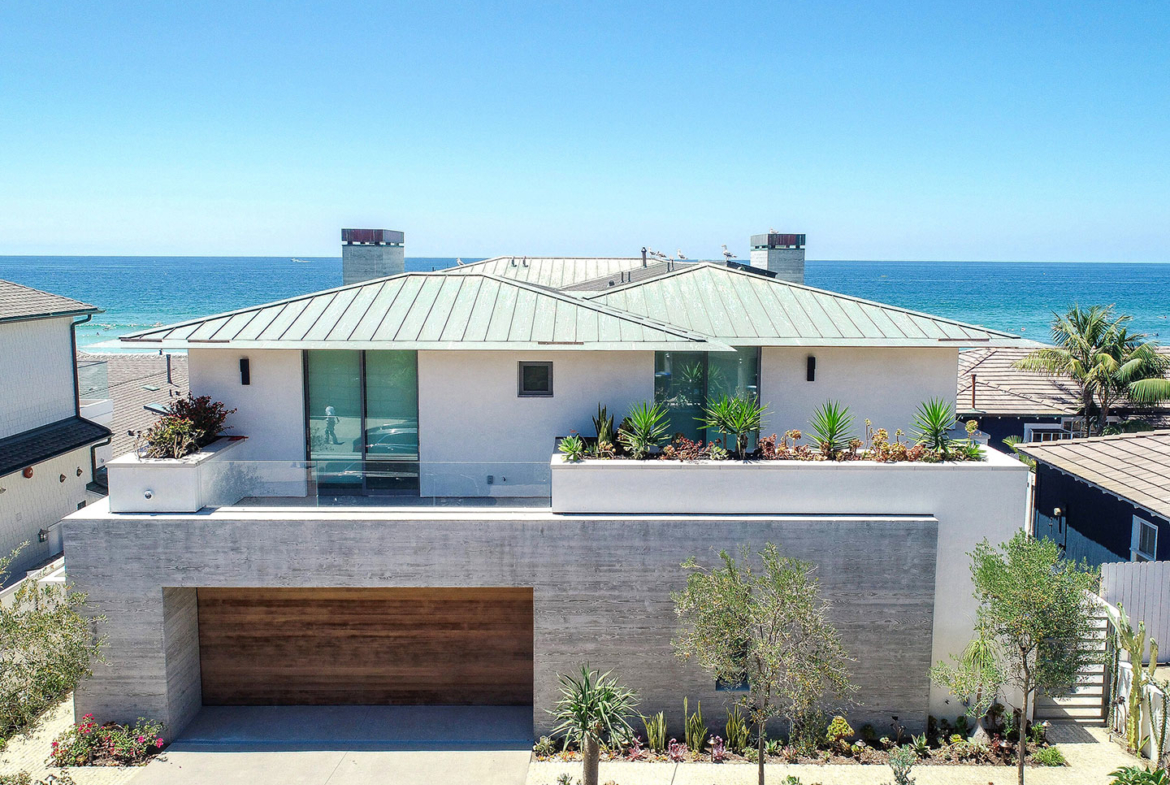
(64, 508, 938, 739)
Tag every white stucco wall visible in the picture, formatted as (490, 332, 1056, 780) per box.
(187, 349, 305, 462)
(417, 350, 654, 495)
(0, 446, 94, 578)
(0, 318, 76, 439)
(760, 347, 960, 438)
(550, 447, 1030, 718)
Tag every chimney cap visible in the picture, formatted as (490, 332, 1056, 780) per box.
(751, 233, 805, 249)
(342, 228, 404, 245)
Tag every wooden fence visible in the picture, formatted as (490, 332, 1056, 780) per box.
(1101, 560, 1170, 662)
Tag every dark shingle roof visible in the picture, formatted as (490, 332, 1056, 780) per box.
(1019, 430, 1170, 521)
(0, 416, 112, 478)
(0, 280, 99, 324)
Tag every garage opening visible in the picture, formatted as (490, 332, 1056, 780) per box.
(197, 587, 534, 706)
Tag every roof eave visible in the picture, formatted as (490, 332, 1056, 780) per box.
(121, 338, 737, 352)
(0, 306, 103, 325)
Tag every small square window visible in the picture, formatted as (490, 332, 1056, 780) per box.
(1134, 516, 1158, 561)
(518, 362, 553, 397)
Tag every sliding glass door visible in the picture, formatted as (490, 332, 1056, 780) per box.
(305, 350, 419, 494)
(654, 348, 760, 444)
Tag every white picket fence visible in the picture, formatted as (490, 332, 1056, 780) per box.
(1101, 560, 1170, 663)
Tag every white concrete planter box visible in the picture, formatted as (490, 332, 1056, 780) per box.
(550, 447, 1027, 515)
(107, 437, 247, 513)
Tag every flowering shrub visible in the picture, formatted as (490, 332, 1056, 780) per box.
(139, 394, 235, 459)
(48, 715, 165, 767)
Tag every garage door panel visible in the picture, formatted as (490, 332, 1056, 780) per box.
(198, 587, 534, 706)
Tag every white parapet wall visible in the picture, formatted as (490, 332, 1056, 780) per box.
(551, 447, 1031, 718)
(106, 437, 248, 513)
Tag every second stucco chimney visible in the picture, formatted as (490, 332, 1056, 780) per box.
(749, 232, 806, 285)
(342, 228, 405, 284)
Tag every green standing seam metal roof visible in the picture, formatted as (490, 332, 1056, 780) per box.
(443, 257, 653, 289)
(118, 272, 733, 351)
(585, 263, 1035, 348)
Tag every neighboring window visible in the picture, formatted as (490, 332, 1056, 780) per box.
(518, 362, 553, 397)
(1133, 516, 1158, 561)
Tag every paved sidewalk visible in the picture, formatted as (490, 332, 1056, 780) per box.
(129, 705, 533, 785)
(527, 724, 1137, 785)
(0, 697, 139, 785)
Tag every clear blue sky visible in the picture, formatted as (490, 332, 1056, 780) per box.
(1, 1, 1167, 261)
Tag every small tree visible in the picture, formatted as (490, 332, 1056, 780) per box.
(0, 546, 104, 740)
(931, 532, 1097, 785)
(549, 665, 637, 785)
(672, 544, 852, 785)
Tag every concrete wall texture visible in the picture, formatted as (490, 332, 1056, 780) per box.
(0, 317, 76, 439)
(342, 245, 405, 285)
(64, 509, 938, 739)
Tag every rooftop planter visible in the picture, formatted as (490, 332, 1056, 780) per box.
(549, 446, 1025, 515)
(107, 436, 247, 513)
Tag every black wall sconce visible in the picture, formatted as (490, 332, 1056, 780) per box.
(806, 355, 816, 382)
(240, 358, 251, 386)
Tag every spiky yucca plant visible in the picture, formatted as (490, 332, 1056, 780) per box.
(550, 666, 638, 785)
(697, 395, 767, 459)
(809, 400, 855, 458)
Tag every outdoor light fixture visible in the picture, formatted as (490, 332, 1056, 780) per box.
(240, 357, 251, 386)
(37, 529, 47, 543)
(806, 355, 816, 382)
(59, 474, 66, 483)
(22, 467, 33, 479)
(1053, 507, 1063, 517)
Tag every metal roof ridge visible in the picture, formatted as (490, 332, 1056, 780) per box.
(476, 272, 727, 346)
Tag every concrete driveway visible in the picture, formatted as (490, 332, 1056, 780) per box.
(129, 705, 533, 785)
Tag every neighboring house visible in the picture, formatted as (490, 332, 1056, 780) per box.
(1020, 430, 1170, 566)
(958, 347, 1170, 445)
(80, 352, 189, 469)
(63, 234, 1036, 740)
(0, 280, 111, 579)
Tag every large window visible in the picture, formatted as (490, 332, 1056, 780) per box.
(654, 348, 760, 443)
(305, 350, 419, 494)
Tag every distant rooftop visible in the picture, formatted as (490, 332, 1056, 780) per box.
(1019, 430, 1170, 521)
(443, 256, 653, 289)
(0, 279, 99, 324)
(958, 347, 1170, 417)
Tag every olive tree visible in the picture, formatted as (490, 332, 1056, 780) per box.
(931, 532, 1097, 785)
(672, 544, 852, 785)
(0, 546, 104, 741)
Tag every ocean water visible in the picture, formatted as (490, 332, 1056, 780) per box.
(1, 256, 1168, 350)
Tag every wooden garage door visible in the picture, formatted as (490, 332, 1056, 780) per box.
(197, 587, 533, 705)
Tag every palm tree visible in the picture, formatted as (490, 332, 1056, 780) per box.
(1014, 305, 1169, 437)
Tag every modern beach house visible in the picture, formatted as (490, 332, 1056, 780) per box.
(64, 232, 1037, 739)
(0, 281, 111, 579)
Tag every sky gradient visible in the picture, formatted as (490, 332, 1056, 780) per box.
(1, 1, 1167, 261)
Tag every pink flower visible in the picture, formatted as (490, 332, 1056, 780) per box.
(156, 738, 164, 748)
(138, 736, 145, 743)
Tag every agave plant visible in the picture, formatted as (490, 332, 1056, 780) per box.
(809, 400, 855, 458)
(913, 398, 956, 457)
(618, 401, 670, 459)
(558, 433, 586, 462)
(697, 394, 767, 459)
(549, 665, 638, 785)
